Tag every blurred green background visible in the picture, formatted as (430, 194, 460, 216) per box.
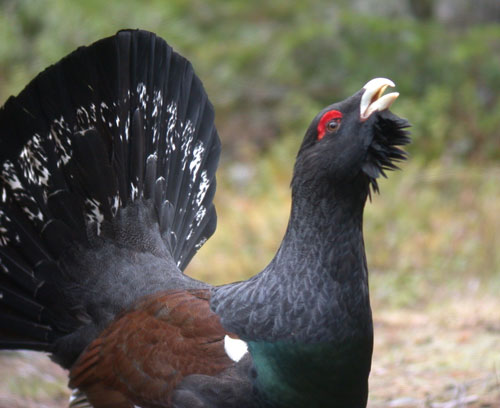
(0, 0, 499, 406)
(2, 0, 498, 297)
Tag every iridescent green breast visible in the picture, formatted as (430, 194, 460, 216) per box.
(248, 338, 372, 408)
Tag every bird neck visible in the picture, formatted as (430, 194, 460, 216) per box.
(278, 177, 369, 283)
(246, 178, 373, 407)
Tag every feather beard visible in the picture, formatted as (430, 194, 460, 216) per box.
(362, 110, 411, 195)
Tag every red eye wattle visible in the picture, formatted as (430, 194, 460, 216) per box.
(317, 110, 343, 140)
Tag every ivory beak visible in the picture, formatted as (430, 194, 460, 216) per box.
(360, 78, 399, 121)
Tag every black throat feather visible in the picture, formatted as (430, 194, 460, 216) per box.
(362, 110, 411, 195)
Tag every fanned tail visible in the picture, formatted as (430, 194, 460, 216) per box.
(0, 30, 220, 367)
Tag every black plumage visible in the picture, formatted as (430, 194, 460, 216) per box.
(0, 30, 216, 368)
(0, 30, 410, 408)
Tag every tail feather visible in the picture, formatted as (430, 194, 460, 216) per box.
(46, 190, 87, 242)
(0, 314, 53, 346)
(0, 30, 219, 366)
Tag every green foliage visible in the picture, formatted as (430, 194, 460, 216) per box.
(1, 0, 499, 161)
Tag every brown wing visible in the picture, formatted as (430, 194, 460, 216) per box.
(69, 289, 235, 408)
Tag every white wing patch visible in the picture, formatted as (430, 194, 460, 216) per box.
(224, 335, 248, 362)
(69, 388, 94, 408)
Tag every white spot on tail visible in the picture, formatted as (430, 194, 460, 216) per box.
(19, 133, 50, 187)
(84, 198, 104, 235)
(89, 103, 97, 122)
(196, 170, 210, 206)
(50, 117, 73, 166)
(124, 114, 131, 141)
(2, 160, 23, 191)
(69, 388, 93, 408)
(0, 211, 11, 247)
(111, 194, 121, 216)
(137, 82, 147, 111)
(194, 236, 207, 250)
(130, 182, 139, 201)
(189, 141, 205, 181)
(69, 389, 78, 404)
(224, 335, 248, 362)
(166, 101, 178, 152)
(194, 205, 206, 225)
(76, 107, 90, 126)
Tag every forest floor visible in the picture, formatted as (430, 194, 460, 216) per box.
(369, 295, 499, 408)
(0, 294, 498, 408)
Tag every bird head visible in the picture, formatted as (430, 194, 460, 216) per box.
(293, 78, 411, 197)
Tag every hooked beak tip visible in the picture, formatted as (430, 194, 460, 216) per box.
(360, 78, 399, 121)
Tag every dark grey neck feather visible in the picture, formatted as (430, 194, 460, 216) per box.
(211, 174, 372, 344)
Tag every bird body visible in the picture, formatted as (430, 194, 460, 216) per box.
(0, 30, 410, 408)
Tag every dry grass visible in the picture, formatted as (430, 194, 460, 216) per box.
(370, 296, 500, 407)
(0, 351, 69, 408)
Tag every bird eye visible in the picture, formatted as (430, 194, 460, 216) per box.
(317, 110, 342, 141)
(326, 119, 341, 132)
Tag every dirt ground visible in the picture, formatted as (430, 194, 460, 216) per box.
(369, 296, 499, 408)
(0, 296, 498, 408)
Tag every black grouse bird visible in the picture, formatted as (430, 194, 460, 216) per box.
(0, 30, 410, 408)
